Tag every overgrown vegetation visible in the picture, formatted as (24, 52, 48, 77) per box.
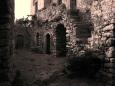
(65, 50, 104, 78)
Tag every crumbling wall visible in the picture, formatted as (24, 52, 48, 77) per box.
(90, 0, 115, 86)
(31, 0, 95, 55)
(33, 3, 93, 56)
(32, 1, 115, 85)
(76, 0, 115, 85)
(33, 4, 78, 55)
(14, 24, 31, 49)
(33, 4, 67, 54)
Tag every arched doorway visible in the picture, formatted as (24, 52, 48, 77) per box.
(46, 34, 51, 54)
(56, 24, 66, 57)
(15, 35, 24, 49)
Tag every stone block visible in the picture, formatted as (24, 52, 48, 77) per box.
(103, 32, 113, 37)
(106, 47, 115, 58)
(104, 57, 110, 63)
(110, 58, 115, 63)
(103, 24, 114, 31)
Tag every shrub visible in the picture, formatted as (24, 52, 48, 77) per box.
(66, 50, 103, 78)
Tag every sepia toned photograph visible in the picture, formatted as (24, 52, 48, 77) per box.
(0, 0, 115, 86)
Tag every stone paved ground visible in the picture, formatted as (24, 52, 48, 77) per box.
(9, 49, 104, 86)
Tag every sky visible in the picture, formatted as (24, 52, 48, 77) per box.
(15, 0, 31, 19)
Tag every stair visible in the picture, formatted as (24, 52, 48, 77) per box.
(69, 11, 92, 45)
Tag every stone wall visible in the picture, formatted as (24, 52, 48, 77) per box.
(90, 0, 115, 86)
(31, 0, 45, 15)
(14, 23, 32, 49)
(76, 0, 115, 85)
(32, 4, 65, 54)
(32, 3, 93, 56)
(32, 0, 115, 85)
(0, 0, 14, 85)
(62, 0, 69, 9)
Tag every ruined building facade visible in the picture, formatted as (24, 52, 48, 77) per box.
(0, 0, 115, 86)
(30, 0, 115, 86)
(31, 0, 92, 56)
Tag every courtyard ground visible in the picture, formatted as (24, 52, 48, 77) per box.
(9, 49, 104, 86)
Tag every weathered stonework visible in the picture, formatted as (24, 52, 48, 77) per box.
(14, 20, 33, 49)
(0, 0, 114, 85)
(31, 2, 93, 56)
(30, 0, 115, 86)
(0, 0, 14, 85)
(90, 0, 115, 86)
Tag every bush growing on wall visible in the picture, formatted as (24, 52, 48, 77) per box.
(66, 50, 103, 78)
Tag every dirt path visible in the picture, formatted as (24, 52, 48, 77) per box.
(9, 49, 66, 85)
(9, 49, 104, 86)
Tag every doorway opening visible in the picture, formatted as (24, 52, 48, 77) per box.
(36, 33, 40, 46)
(15, 35, 24, 49)
(56, 24, 66, 57)
(46, 34, 51, 54)
(70, 0, 76, 11)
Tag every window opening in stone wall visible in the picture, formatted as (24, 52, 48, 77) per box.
(56, 24, 66, 57)
(46, 34, 51, 54)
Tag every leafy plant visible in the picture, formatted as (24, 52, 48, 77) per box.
(66, 50, 103, 78)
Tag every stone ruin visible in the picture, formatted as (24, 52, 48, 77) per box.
(0, 0, 115, 86)
(30, 0, 115, 86)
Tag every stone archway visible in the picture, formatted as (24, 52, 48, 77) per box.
(15, 35, 24, 49)
(56, 24, 66, 57)
(46, 34, 51, 54)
